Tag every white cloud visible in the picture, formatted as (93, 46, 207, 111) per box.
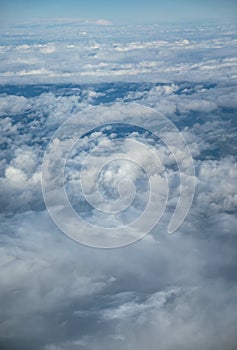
(39, 43, 56, 54)
(95, 19, 112, 26)
(0, 95, 29, 115)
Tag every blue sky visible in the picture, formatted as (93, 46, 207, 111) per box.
(1, 0, 237, 24)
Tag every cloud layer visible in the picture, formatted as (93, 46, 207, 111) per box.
(0, 20, 237, 350)
(0, 21, 237, 84)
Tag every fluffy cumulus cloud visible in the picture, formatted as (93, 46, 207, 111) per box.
(0, 20, 237, 350)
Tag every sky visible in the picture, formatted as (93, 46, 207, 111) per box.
(0, 0, 237, 24)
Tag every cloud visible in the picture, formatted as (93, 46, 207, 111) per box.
(0, 22, 237, 84)
(0, 20, 237, 350)
(95, 19, 112, 26)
